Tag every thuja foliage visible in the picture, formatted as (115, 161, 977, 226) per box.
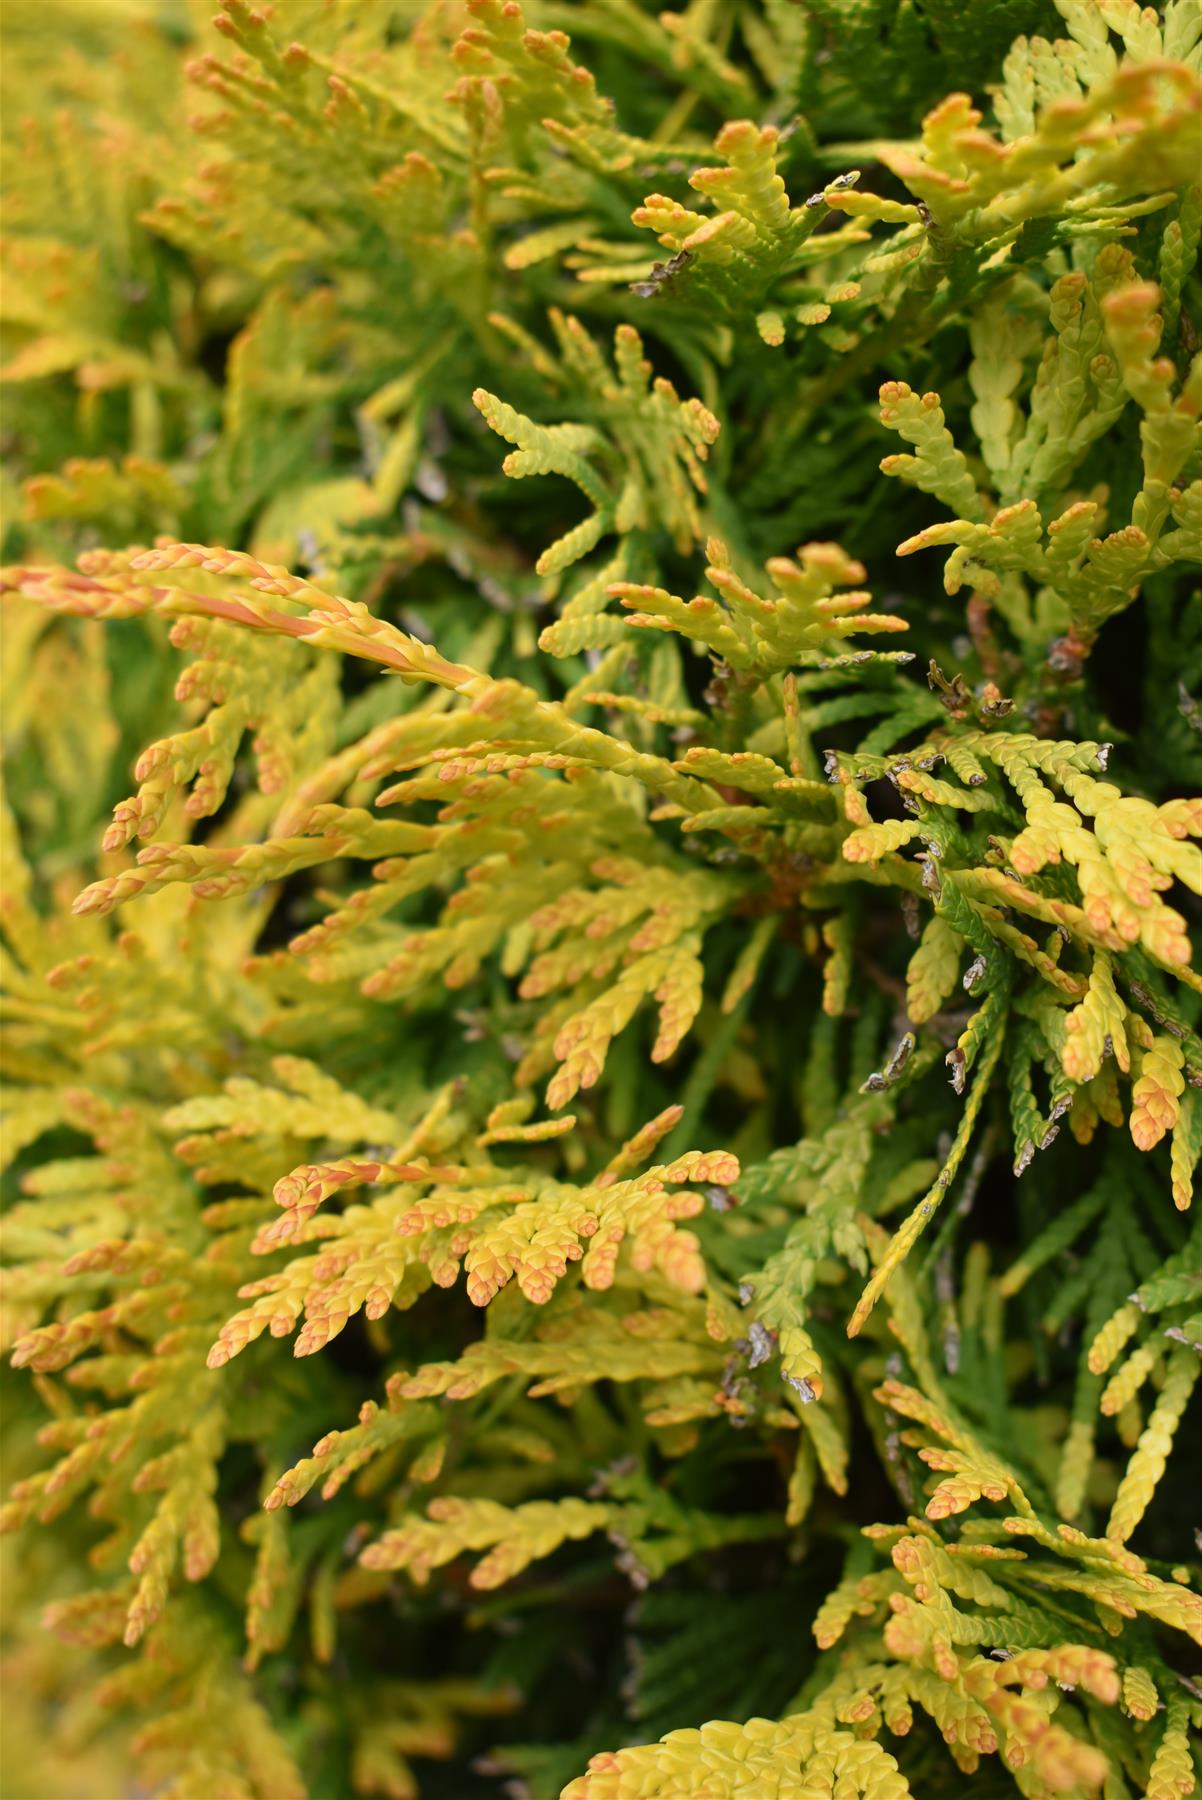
(2, 0, 1201, 1795)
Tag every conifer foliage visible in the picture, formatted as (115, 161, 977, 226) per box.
(2, 1, 1201, 1795)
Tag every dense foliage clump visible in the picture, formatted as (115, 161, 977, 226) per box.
(1, 1, 1200, 1796)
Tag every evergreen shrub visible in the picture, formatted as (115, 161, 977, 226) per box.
(1, 1, 1201, 1795)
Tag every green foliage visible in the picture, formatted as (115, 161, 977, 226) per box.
(2, 2, 1201, 1797)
